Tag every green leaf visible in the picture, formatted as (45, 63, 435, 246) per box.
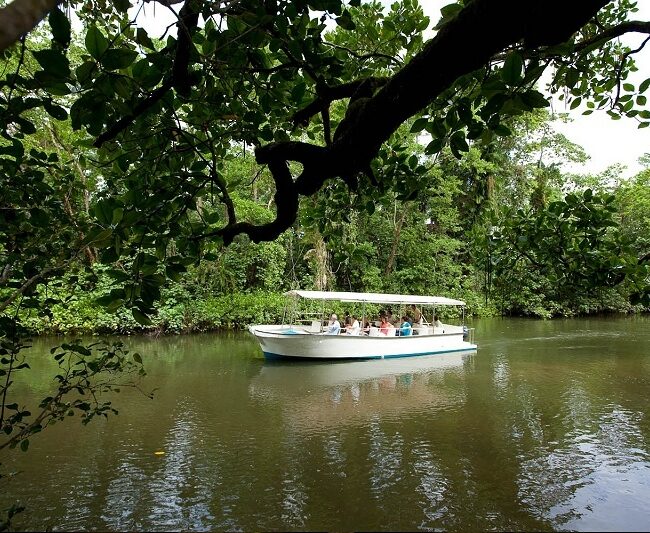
(15, 116, 36, 134)
(290, 82, 306, 104)
(106, 299, 124, 312)
(520, 90, 549, 109)
(93, 199, 114, 225)
(569, 97, 582, 110)
(425, 137, 444, 154)
(32, 49, 70, 78)
(565, 67, 580, 89)
(49, 8, 71, 46)
(83, 228, 113, 247)
(75, 61, 95, 84)
(502, 52, 524, 85)
(101, 49, 138, 70)
(410, 117, 428, 133)
(86, 26, 109, 60)
(44, 100, 68, 120)
(440, 3, 462, 19)
(132, 308, 153, 326)
(111, 207, 124, 224)
(136, 28, 156, 50)
(112, 0, 131, 13)
(639, 77, 650, 93)
(335, 10, 356, 30)
(449, 131, 469, 158)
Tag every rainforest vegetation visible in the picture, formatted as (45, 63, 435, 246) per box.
(1, 0, 649, 338)
(2, 0, 650, 523)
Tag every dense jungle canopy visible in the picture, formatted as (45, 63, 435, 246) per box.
(1, 0, 650, 331)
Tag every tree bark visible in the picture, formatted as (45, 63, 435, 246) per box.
(0, 0, 61, 51)
(384, 208, 407, 277)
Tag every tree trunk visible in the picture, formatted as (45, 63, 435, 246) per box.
(384, 208, 407, 277)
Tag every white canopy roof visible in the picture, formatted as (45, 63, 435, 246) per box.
(284, 290, 466, 306)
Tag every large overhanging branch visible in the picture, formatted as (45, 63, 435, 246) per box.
(215, 159, 300, 245)
(228, 0, 612, 245)
(291, 77, 388, 129)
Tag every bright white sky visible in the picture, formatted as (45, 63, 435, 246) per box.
(416, 1, 650, 178)
(134, 0, 650, 178)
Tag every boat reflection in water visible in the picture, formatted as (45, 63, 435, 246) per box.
(249, 351, 475, 430)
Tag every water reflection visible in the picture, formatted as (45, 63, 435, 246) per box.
(249, 352, 474, 432)
(2, 321, 650, 531)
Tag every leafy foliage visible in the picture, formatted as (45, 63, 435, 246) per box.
(1, 0, 650, 523)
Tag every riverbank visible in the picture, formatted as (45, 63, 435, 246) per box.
(17, 286, 645, 337)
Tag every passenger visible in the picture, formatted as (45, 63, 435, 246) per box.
(346, 315, 361, 335)
(386, 309, 399, 327)
(433, 315, 443, 329)
(378, 315, 391, 336)
(361, 319, 371, 335)
(326, 313, 341, 335)
(409, 304, 423, 325)
(399, 316, 412, 336)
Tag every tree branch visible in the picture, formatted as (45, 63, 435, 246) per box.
(291, 77, 388, 128)
(93, 79, 173, 147)
(574, 20, 650, 54)
(0, 0, 61, 52)
(216, 158, 299, 245)
(94, 0, 202, 147)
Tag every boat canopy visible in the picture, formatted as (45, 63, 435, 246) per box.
(284, 290, 466, 307)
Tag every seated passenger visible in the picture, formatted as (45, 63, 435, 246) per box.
(409, 304, 423, 325)
(399, 316, 412, 336)
(378, 316, 391, 336)
(433, 315, 443, 329)
(346, 315, 361, 335)
(326, 314, 341, 335)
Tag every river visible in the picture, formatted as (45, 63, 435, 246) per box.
(1, 316, 649, 531)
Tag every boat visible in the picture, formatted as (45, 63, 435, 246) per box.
(248, 290, 477, 360)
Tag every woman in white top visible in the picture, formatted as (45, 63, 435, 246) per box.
(346, 316, 361, 335)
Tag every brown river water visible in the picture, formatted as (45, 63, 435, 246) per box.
(1, 316, 649, 531)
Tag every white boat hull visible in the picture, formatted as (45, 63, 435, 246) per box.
(248, 324, 477, 360)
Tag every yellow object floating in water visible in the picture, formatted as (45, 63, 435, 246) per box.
(154, 451, 165, 455)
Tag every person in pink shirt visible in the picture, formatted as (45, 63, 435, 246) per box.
(378, 316, 391, 335)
